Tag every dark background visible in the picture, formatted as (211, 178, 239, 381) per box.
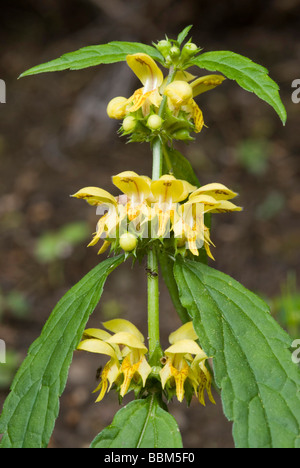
(0, 0, 300, 448)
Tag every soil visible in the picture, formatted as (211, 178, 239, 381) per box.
(0, 0, 300, 448)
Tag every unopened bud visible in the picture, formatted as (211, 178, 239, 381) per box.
(171, 128, 193, 141)
(182, 42, 198, 59)
(156, 40, 172, 57)
(123, 116, 136, 132)
(107, 96, 128, 120)
(169, 46, 180, 59)
(119, 233, 138, 252)
(147, 115, 163, 130)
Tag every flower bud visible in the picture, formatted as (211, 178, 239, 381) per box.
(147, 115, 163, 131)
(171, 128, 193, 141)
(156, 40, 172, 57)
(169, 46, 180, 59)
(181, 42, 198, 60)
(164, 80, 193, 106)
(119, 233, 138, 252)
(107, 96, 128, 120)
(123, 116, 136, 132)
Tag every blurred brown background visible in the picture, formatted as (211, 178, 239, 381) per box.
(0, 0, 300, 448)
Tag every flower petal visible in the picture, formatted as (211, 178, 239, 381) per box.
(83, 328, 112, 341)
(72, 187, 117, 207)
(169, 322, 198, 344)
(191, 74, 225, 97)
(97, 240, 111, 255)
(165, 339, 203, 356)
(160, 71, 196, 94)
(159, 359, 173, 389)
(94, 360, 120, 402)
(103, 319, 145, 342)
(106, 332, 147, 351)
(209, 200, 243, 213)
(151, 175, 188, 204)
(112, 171, 151, 200)
(164, 80, 193, 106)
(77, 339, 118, 359)
(126, 53, 164, 91)
(190, 100, 204, 133)
(137, 355, 152, 386)
(189, 183, 238, 201)
(185, 194, 220, 209)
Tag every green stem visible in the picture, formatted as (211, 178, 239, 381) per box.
(147, 245, 161, 360)
(147, 65, 178, 363)
(152, 137, 163, 181)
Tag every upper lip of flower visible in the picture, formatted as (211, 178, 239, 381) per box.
(126, 53, 164, 95)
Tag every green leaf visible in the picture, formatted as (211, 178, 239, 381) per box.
(19, 42, 164, 78)
(190, 51, 287, 125)
(174, 258, 300, 448)
(90, 394, 182, 448)
(177, 25, 193, 45)
(162, 145, 200, 186)
(0, 255, 124, 448)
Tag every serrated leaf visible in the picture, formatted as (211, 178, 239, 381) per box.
(90, 394, 182, 448)
(19, 42, 164, 77)
(0, 255, 124, 448)
(174, 258, 300, 448)
(190, 51, 287, 125)
(177, 25, 193, 45)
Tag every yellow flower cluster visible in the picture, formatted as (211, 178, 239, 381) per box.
(77, 319, 214, 405)
(72, 171, 241, 258)
(106, 53, 225, 134)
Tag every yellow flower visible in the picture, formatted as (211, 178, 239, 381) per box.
(164, 74, 225, 132)
(126, 53, 164, 115)
(159, 322, 215, 405)
(149, 175, 196, 237)
(72, 171, 152, 252)
(106, 53, 164, 119)
(173, 183, 242, 258)
(77, 319, 152, 401)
